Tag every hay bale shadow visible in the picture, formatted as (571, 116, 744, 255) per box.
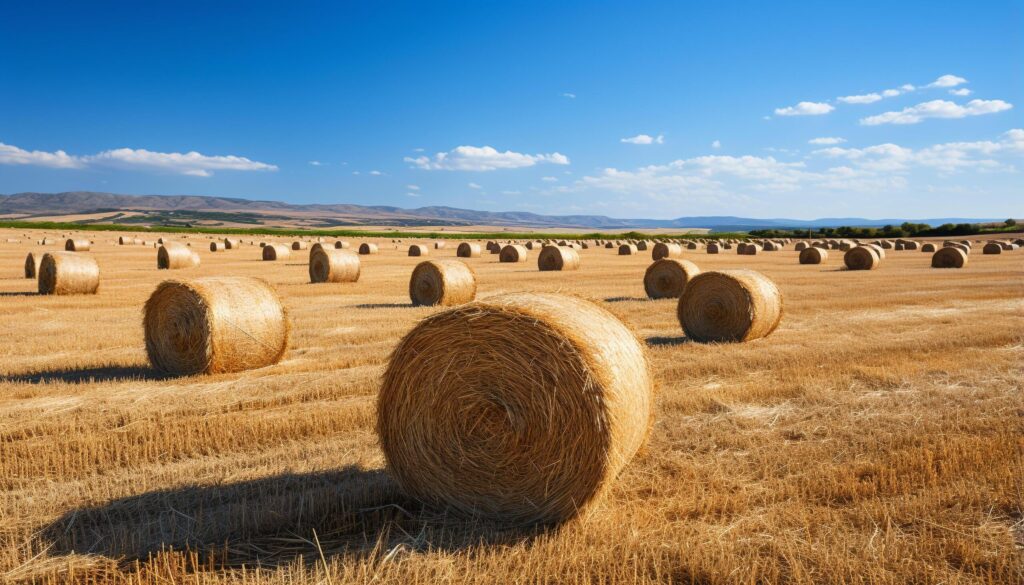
(2, 365, 172, 384)
(646, 336, 691, 347)
(0, 291, 39, 297)
(603, 296, 649, 303)
(354, 303, 415, 309)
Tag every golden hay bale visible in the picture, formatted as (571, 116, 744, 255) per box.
(209, 242, 225, 252)
(525, 241, 542, 250)
(687, 242, 703, 250)
(434, 241, 446, 249)
(932, 247, 968, 268)
(38, 252, 100, 295)
(799, 247, 828, 264)
(457, 242, 481, 258)
(706, 243, 721, 254)
(24, 252, 42, 278)
(158, 242, 200, 270)
(291, 241, 308, 251)
(409, 244, 429, 256)
(358, 242, 379, 255)
(644, 258, 701, 299)
(795, 242, 808, 251)
(262, 244, 290, 261)
(604, 242, 615, 249)
(945, 242, 970, 254)
(143, 277, 289, 375)
(738, 243, 761, 255)
(64, 238, 90, 252)
(118, 235, 134, 245)
(865, 244, 886, 259)
(651, 242, 682, 260)
(409, 260, 476, 306)
(499, 244, 529, 263)
(538, 245, 581, 271)
(377, 292, 652, 525)
(635, 241, 649, 251)
(844, 246, 880, 270)
(921, 243, 937, 252)
(618, 243, 638, 255)
(309, 247, 361, 283)
(677, 270, 782, 343)
(334, 241, 351, 249)
(224, 238, 240, 249)
(982, 242, 1002, 255)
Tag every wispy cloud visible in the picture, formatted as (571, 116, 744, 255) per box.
(808, 137, 846, 145)
(467, 182, 482, 189)
(406, 184, 420, 191)
(308, 160, 323, 166)
(837, 93, 882, 104)
(87, 148, 277, 177)
(0, 142, 84, 169)
(813, 129, 1023, 173)
(860, 99, 1012, 125)
(561, 92, 576, 99)
(405, 145, 569, 171)
(369, 170, 383, 175)
(774, 101, 834, 116)
(620, 133, 665, 145)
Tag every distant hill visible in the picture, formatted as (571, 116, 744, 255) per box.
(0, 191, 1001, 231)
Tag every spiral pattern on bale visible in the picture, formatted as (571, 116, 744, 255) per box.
(262, 244, 290, 261)
(409, 260, 476, 306)
(24, 252, 42, 278)
(651, 242, 682, 261)
(358, 243, 378, 255)
(931, 247, 968, 268)
(538, 245, 581, 271)
(64, 238, 90, 252)
(498, 244, 528, 263)
(457, 242, 481, 258)
(799, 247, 828, 265)
(309, 247, 361, 283)
(143, 277, 289, 376)
(158, 242, 200, 270)
(408, 244, 429, 257)
(377, 292, 652, 525)
(644, 259, 700, 299)
(677, 270, 782, 343)
(618, 244, 638, 256)
(844, 246, 880, 270)
(38, 252, 100, 295)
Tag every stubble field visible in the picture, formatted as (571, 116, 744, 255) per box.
(0, 228, 1021, 584)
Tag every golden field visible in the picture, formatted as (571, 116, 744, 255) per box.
(0, 228, 1021, 584)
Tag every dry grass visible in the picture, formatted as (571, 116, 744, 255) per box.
(0, 228, 1021, 584)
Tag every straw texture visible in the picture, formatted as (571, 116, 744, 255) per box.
(844, 246, 880, 270)
(618, 244, 638, 256)
(64, 239, 90, 252)
(538, 245, 581, 271)
(38, 252, 100, 295)
(644, 258, 701, 299)
(799, 247, 828, 265)
(932, 247, 968, 268)
(457, 243, 481, 258)
(651, 242, 682, 260)
(210, 242, 225, 252)
(309, 247, 361, 283)
(982, 243, 1002, 255)
(262, 244, 290, 261)
(158, 242, 200, 270)
(408, 244, 429, 257)
(409, 260, 476, 306)
(499, 244, 529, 263)
(677, 270, 783, 343)
(358, 243, 379, 255)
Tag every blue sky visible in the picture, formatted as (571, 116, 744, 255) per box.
(1, 1, 1021, 219)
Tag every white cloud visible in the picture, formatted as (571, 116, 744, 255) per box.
(838, 93, 883, 104)
(406, 184, 420, 191)
(406, 192, 420, 197)
(308, 160, 323, 166)
(901, 84, 916, 92)
(927, 74, 967, 88)
(0, 142, 84, 168)
(808, 137, 846, 145)
(84, 148, 277, 177)
(949, 88, 973, 96)
(405, 145, 569, 171)
(467, 182, 482, 189)
(882, 89, 901, 97)
(774, 101, 834, 116)
(813, 129, 1024, 173)
(711, 140, 721, 149)
(352, 171, 360, 175)
(501, 190, 521, 195)
(860, 99, 1013, 125)
(369, 170, 383, 175)
(561, 92, 577, 99)
(541, 176, 558, 182)
(621, 134, 665, 145)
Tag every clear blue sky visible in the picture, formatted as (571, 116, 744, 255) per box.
(1, 1, 1020, 219)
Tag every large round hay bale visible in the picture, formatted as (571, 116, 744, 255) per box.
(377, 292, 652, 525)
(24, 252, 42, 278)
(982, 242, 1002, 255)
(651, 242, 682, 260)
(644, 259, 701, 299)
(738, 243, 761, 255)
(118, 235, 134, 245)
(143, 277, 289, 375)
(262, 244, 290, 261)
(38, 252, 100, 295)
(686, 242, 703, 250)
(844, 246, 880, 270)
(677, 270, 782, 343)
(865, 244, 886, 259)
(457, 242, 481, 258)
(706, 243, 721, 254)
(158, 242, 200, 270)
(409, 260, 476, 306)
(434, 241, 446, 249)
(64, 238, 90, 252)
(604, 242, 615, 249)
(209, 242, 225, 252)
(409, 244, 429, 257)
(525, 241, 542, 250)
(309, 247, 360, 283)
(334, 241, 351, 249)
(932, 247, 968, 268)
(291, 241, 308, 251)
(358, 243, 379, 255)
(618, 244, 638, 256)
(921, 243, 937, 252)
(794, 242, 808, 251)
(499, 244, 529, 263)
(538, 245, 581, 271)
(799, 247, 828, 265)
(224, 238, 240, 249)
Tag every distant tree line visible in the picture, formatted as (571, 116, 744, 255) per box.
(750, 219, 1020, 239)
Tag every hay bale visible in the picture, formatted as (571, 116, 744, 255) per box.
(644, 259, 701, 299)
(143, 277, 289, 375)
(409, 260, 476, 306)
(64, 238, 90, 252)
(932, 247, 968, 268)
(795, 242, 808, 251)
(677, 270, 782, 343)
(618, 244, 638, 256)
(24, 252, 42, 278)
(409, 244, 429, 256)
(538, 245, 581, 271)
(334, 241, 351, 249)
(457, 242, 481, 258)
(309, 247, 360, 283)
(262, 244, 290, 261)
(118, 236, 134, 245)
(799, 247, 828, 265)
(158, 242, 200, 270)
(604, 242, 615, 249)
(844, 246, 880, 270)
(525, 241, 542, 250)
(983, 242, 1003, 254)
(292, 241, 308, 251)
(921, 243, 937, 252)
(434, 241, 446, 249)
(651, 242, 682, 260)
(224, 238, 240, 249)
(738, 243, 761, 255)
(636, 241, 649, 251)
(499, 244, 529, 263)
(687, 242, 703, 250)
(377, 292, 652, 525)
(38, 252, 100, 295)
(358, 243, 379, 255)
(210, 242, 225, 252)
(706, 243, 721, 254)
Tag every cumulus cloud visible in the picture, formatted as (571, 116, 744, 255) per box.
(774, 101, 834, 116)
(809, 137, 846, 145)
(860, 99, 1013, 125)
(405, 145, 569, 171)
(813, 129, 1024, 173)
(838, 93, 883, 104)
(621, 134, 665, 145)
(949, 88, 972, 96)
(83, 148, 277, 177)
(369, 170, 383, 175)
(406, 184, 420, 191)
(541, 176, 558, 182)
(927, 74, 967, 88)
(711, 140, 722, 149)
(0, 142, 84, 168)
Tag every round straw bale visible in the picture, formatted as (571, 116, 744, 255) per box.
(262, 244, 290, 261)
(932, 247, 968, 268)
(409, 260, 476, 306)
(334, 241, 351, 249)
(636, 241, 649, 251)
(799, 247, 828, 264)
(292, 241, 308, 251)
(795, 242, 808, 251)
(457, 242, 481, 258)
(525, 241, 541, 250)
(604, 242, 615, 249)
(844, 246, 880, 270)
(499, 244, 529, 263)
(38, 252, 100, 295)
(158, 242, 199, 269)
(618, 243, 638, 255)
(64, 238, 90, 252)
(982, 242, 1002, 254)
(677, 270, 782, 343)
(921, 243, 936, 252)
(358, 243, 379, 255)
(538, 245, 581, 271)
(408, 244, 429, 256)
(738, 243, 761, 255)
(143, 277, 289, 375)
(687, 242, 703, 250)
(644, 258, 701, 299)
(434, 241, 446, 249)
(377, 292, 652, 525)
(209, 242, 225, 252)
(309, 247, 360, 283)
(118, 235, 134, 245)
(651, 242, 682, 260)
(24, 252, 42, 278)
(706, 243, 721, 254)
